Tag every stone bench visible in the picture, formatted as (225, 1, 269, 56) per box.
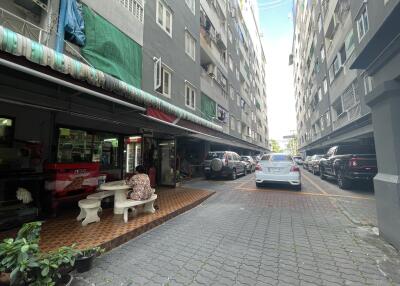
(115, 194, 157, 223)
(86, 190, 115, 200)
(77, 199, 101, 226)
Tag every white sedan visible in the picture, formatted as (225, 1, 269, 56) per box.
(255, 153, 301, 190)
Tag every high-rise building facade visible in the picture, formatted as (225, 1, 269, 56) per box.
(0, 0, 269, 194)
(292, 0, 376, 155)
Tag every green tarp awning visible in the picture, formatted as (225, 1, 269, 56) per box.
(201, 93, 216, 121)
(81, 5, 142, 88)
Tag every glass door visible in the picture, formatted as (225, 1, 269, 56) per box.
(124, 136, 142, 174)
(158, 139, 175, 186)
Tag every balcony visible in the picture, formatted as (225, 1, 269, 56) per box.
(0, 7, 49, 45)
(332, 102, 360, 130)
(0, 7, 91, 66)
(200, 69, 228, 107)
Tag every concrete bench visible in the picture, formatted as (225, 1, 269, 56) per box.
(115, 194, 157, 223)
(77, 199, 101, 226)
(86, 190, 115, 200)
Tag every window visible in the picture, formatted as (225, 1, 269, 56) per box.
(230, 116, 235, 130)
(339, 45, 347, 65)
(345, 29, 355, 58)
(119, 0, 144, 23)
(155, 61, 171, 97)
(318, 15, 323, 33)
(0, 117, 14, 147)
(185, 31, 196, 60)
(332, 99, 344, 118)
(237, 120, 241, 133)
(320, 47, 325, 62)
(185, 0, 195, 14)
(364, 75, 373, 95)
(57, 128, 120, 168)
(318, 87, 322, 102)
(329, 65, 335, 83)
(357, 6, 369, 41)
(229, 85, 234, 100)
(323, 78, 328, 94)
(229, 55, 233, 70)
(333, 55, 341, 75)
(157, 0, 172, 36)
(185, 83, 196, 109)
(325, 111, 330, 126)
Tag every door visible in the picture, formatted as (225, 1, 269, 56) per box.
(158, 139, 176, 186)
(124, 136, 142, 175)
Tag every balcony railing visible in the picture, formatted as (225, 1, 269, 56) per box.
(0, 8, 50, 45)
(0, 7, 92, 67)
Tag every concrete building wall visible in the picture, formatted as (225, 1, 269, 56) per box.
(81, 0, 144, 46)
(142, 0, 201, 115)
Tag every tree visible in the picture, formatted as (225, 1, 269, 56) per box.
(270, 139, 281, 153)
(286, 137, 299, 155)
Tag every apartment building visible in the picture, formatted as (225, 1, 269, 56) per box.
(292, 0, 374, 155)
(0, 0, 268, 191)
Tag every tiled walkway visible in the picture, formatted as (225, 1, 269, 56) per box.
(72, 174, 400, 286)
(0, 187, 213, 252)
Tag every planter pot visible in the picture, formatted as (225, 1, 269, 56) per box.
(75, 255, 95, 273)
(0, 273, 10, 286)
(56, 273, 73, 286)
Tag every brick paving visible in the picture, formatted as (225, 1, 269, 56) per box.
(72, 175, 400, 286)
(0, 187, 213, 252)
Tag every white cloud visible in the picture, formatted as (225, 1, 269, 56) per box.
(264, 35, 296, 145)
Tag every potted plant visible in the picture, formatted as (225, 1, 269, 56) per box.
(0, 222, 79, 286)
(75, 247, 104, 273)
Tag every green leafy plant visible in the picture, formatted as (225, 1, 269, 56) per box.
(0, 222, 79, 286)
(78, 246, 104, 259)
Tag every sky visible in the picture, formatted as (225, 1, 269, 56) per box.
(257, 0, 297, 148)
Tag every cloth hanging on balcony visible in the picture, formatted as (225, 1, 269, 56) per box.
(55, 0, 86, 52)
(201, 93, 216, 122)
(81, 5, 142, 88)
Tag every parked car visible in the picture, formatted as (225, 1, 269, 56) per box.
(293, 156, 304, 165)
(251, 156, 260, 163)
(241, 156, 256, 172)
(319, 145, 377, 189)
(309, 154, 324, 175)
(303, 156, 312, 170)
(204, 151, 246, 180)
(255, 153, 301, 190)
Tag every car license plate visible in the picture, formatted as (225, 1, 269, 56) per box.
(205, 167, 210, 170)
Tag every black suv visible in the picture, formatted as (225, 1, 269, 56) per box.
(204, 151, 246, 180)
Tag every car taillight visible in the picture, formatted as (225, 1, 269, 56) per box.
(349, 159, 358, 167)
(255, 164, 262, 171)
(290, 165, 300, 172)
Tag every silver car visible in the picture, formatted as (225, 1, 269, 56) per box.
(255, 153, 301, 190)
(204, 151, 246, 180)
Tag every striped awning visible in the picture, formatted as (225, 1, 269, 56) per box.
(0, 25, 222, 131)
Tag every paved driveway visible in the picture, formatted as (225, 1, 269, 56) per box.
(73, 172, 400, 286)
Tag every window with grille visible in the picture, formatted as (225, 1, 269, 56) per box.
(119, 0, 144, 23)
